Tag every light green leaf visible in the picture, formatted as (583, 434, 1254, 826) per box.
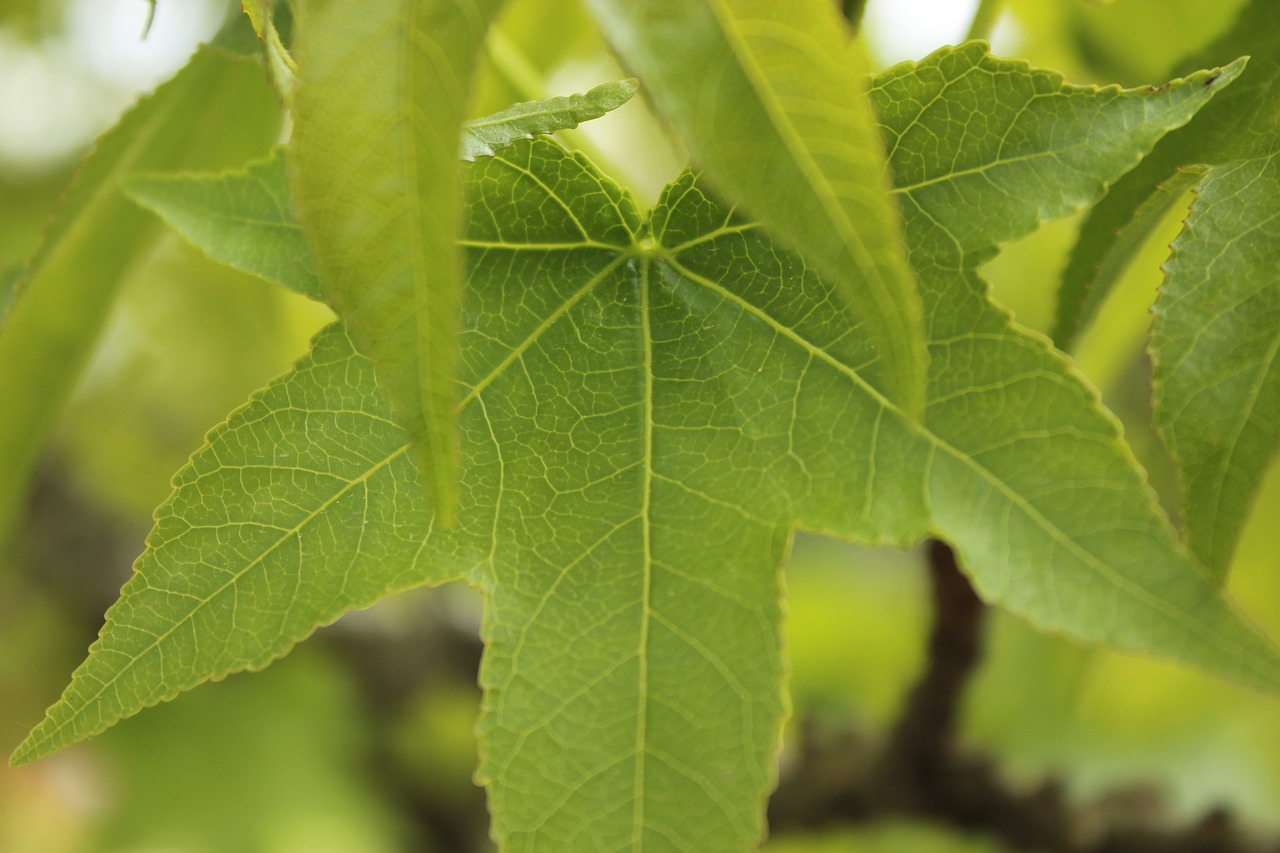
(1060, 0, 1280, 577)
(0, 43, 280, 549)
(586, 0, 928, 417)
(124, 150, 324, 302)
(15, 48, 1280, 852)
(290, 0, 503, 528)
(460, 79, 637, 160)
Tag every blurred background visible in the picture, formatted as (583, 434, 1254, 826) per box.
(1, 0, 1277, 850)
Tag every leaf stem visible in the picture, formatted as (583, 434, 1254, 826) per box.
(965, 0, 1003, 42)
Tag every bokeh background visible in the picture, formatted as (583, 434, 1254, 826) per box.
(1, 0, 1277, 850)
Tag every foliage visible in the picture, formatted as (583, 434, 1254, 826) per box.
(2, 1, 1278, 851)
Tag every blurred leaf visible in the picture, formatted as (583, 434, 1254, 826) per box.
(586, 0, 928, 417)
(100, 649, 398, 853)
(0, 43, 280, 550)
(763, 822, 1005, 853)
(474, 0, 598, 113)
(17, 45, 1280, 846)
(1005, 0, 1247, 86)
(290, 0, 503, 528)
(60, 239, 325, 517)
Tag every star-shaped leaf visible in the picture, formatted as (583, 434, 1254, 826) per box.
(13, 46, 1278, 853)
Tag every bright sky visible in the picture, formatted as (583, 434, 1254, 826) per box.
(864, 0, 1016, 67)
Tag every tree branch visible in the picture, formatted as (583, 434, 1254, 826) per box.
(768, 541, 1280, 853)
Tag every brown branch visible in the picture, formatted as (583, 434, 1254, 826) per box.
(768, 541, 1280, 853)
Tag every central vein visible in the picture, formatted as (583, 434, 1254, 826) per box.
(633, 253, 654, 849)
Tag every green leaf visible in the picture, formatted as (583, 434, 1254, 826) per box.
(586, 0, 928, 418)
(0, 44, 280, 549)
(15, 49, 1280, 851)
(1052, 164, 1206, 347)
(1151, 149, 1280, 577)
(1056, 0, 1280, 350)
(290, 0, 503, 528)
(460, 79, 637, 160)
(122, 89, 632, 304)
(124, 150, 325, 303)
(1059, 0, 1280, 577)
(866, 45, 1269, 675)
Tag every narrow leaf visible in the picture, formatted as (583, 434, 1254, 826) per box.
(459, 78, 637, 160)
(0, 44, 280, 548)
(124, 150, 325, 302)
(290, 0, 503, 527)
(586, 0, 928, 417)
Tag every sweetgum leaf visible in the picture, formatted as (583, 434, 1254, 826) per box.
(1059, 0, 1280, 577)
(586, 0, 928, 418)
(1152, 148, 1280, 577)
(14, 46, 1280, 853)
(290, 0, 503, 528)
(0, 42, 280, 549)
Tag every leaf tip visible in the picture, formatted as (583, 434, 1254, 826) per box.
(8, 727, 51, 768)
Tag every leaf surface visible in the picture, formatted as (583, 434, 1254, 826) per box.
(290, 0, 502, 527)
(586, 0, 927, 417)
(867, 45, 1264, 667)
(1152, 148, 1280, 577)
(460, 79, 637, 160)
(1059, 0, 1280, 577)
(15, 47, 1280, 853)
(0, 43, 279, 548)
